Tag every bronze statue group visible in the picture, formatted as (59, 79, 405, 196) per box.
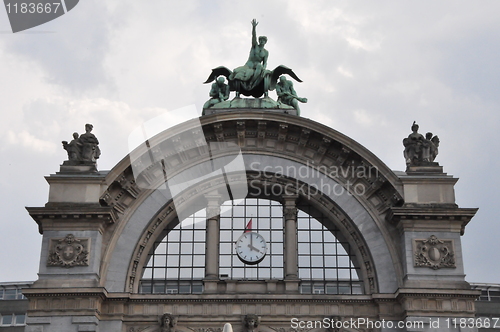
(203, 19, 307, 114)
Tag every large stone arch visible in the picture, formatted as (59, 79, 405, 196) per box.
(25, 111, 479, 332)
(99, 111, 405, 294)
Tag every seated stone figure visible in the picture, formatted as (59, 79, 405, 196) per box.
(403, 121, 439, 166)
(62, 132, 80, 161)
(62, 124, 100, 165)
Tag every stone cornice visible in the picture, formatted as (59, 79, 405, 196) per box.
(387, 207, 478, 235)
(23, 286, 108, 299)
(26, 206, 118, 234)
(395, 288, 481, 299)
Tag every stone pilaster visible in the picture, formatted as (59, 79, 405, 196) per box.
(283, 194, 299, 293)
(204, 194, 222, 292)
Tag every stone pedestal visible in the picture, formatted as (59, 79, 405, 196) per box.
(25, 170, 116, 332)
(203, 97, 297, 116)
(388, 166, 479, 327)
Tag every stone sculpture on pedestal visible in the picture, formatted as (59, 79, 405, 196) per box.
(403, 121, 440, 167)
(61, 123, 100, 172)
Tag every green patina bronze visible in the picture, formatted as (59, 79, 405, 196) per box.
(203, 19, 306, 114)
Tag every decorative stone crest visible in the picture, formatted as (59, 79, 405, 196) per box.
(414, 235, 455, 269)
(47, 234, 89, 267)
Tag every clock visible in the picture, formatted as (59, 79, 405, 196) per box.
(235, 232, 268, 265)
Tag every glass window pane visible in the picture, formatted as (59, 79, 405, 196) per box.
(167, 231, 180, 242)
(193, 243, 205, 254)
(311, 256, 323, 267)
(298, 231, 310, 242)
(271, 231, 282, 241)
(155, 243, 167, 254)
(142, 267, 153, 279)
(141, 282, 152, 293)
(192, 268, 204, 279)
(299, 256, 310, 267)
(324, 243, 336, 254)
(233, 268, 244, 278)
(168, 255, 179, 267)
(2, 315, 13, 325)
(154, 255, 167, 267)
(194, 231, 205, 241)
(180, 243, 192, 254)
(167, 243, 179, 254)
(180, 256, 192, 267)
(298, 218, 309, 230)
(4, 289, 16, 300)
(311, 243, 322, 255)
(259, 269, 270, 279)
(312, 269, 324, 279)
(338, 255, 350, 268)
(298, 243, 309, 253)
(153, 283, 166, 294)
(181, 231, 193, 242)
(179, 284, 191, 294)
(166, 269, 179, 279)
(271, 243, 283, 255)
(153, 268, 165, 278)
(192, 255, 204, 267)
(337, 269, 350, 279)
(299, 269, 311, 279)
(179, 268, 191, 278)
(272, 255, 284, 267)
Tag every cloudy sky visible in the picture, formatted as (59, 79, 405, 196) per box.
(0, 1, 499, 285)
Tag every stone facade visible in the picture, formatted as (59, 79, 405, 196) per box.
(24, 111, 479, 332)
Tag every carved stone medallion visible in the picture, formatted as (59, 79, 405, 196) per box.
(413, 235, 455, 269)
(47, 234, 89, 267)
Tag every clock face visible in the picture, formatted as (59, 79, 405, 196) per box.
(235, 232, 267, 265)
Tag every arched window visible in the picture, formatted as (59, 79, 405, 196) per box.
(140, 198, 362, 294)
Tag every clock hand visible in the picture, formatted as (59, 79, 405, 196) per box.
(247, 244, 260, 252)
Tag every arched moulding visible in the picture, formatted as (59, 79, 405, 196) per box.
(99, 111, 404, 294)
